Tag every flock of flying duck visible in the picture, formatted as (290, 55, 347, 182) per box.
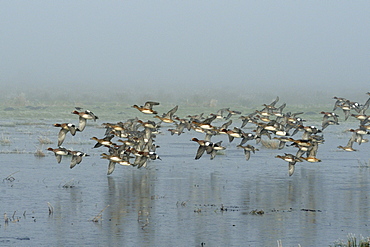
(47, 92, 370, 176)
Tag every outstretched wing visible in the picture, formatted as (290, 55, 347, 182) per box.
(195, 146, 206, 160)
(144, 101, 160, 109)
(107, 161, 116, 175)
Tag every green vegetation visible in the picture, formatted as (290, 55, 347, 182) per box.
(0, 99, 336, 123)
(1, 88, 366, 127)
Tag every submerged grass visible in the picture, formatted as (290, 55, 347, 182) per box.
(0, 134, 11, 145)
(91, 205, 110, 222)
(38, 136, 53, 145)
(277, 234, 370, 247)
(331, 233, 370, 247)
(34, 144, 46, 157)
(34, 149, 46, 157)
(0, 122, 16, 127)
(0, 149, 32, 154)
(261, 139, 280, 149)
(357, 159, 370, 168)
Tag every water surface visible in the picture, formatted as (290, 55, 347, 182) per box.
(1, 106, 369, 246)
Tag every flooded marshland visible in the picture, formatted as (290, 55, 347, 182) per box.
(1, 103, 370, 247)
(2, 0, 370, 245)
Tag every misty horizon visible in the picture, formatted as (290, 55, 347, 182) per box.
(1, 1, 369, 106)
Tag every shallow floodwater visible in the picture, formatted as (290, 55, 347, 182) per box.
(1, 108, 370, 247)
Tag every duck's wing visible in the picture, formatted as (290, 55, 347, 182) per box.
(355, 133, 363, 145)
(278, 141, 285, 150)
(176, 123, 186, 134)
(75, 155, 83, 164)
(308, 142, 319, 157)
(78, 117, 87, 131)
(220, 120, 233, 130)
(347, 133, 357, 148)
(362, 97, 370, 114)
(205, 145, 214, 154)
(210, 149, 217, 160)
(243, 149, 251, 161)
(201, 115, 217, 124)
(343, 109, 350, 121)
(55, 154, 62, 164)
(93, 142, 103, 148)
(57, 129, 68, 147)
(321, 120, 330, 130)
(144, 101, 160, 109)
(277, 103, 286, 112)
(227, 134, 235, 143)
(288, 162, 295, 176)
(136, 156, 148, 169)
(195, 146, 206, 160)
(107, 161, 116, 175)
(296, 148, 306, 158)
(87, 110, 98, 121)
(166, 105, 178, 118)
(68, 125, 77, 136)
(70, 156, 78, 169)
(270, 96, 279, 107)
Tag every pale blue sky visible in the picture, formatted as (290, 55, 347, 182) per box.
(1, 1, 369, 103)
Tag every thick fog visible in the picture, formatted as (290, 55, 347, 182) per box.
(1, 1, 369, 106)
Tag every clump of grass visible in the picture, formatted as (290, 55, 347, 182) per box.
(34, 144, 46, 157)
(0, 122, 16, 127)
(91, 205, 110, 222)
(331, 233, 370, 247)
(357, 159, 370, 168)
(34, 149, 46, 157)
(141, 211, 150, 229)
(0, 149, 30, 154)
(38, 136, 52, 145)
(276, 240, 301, 247)
(0, 134, 11, 145)
(137, 210, 150, 229)
(249, 209, 265, 215)
(261, 139, 280, 149)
